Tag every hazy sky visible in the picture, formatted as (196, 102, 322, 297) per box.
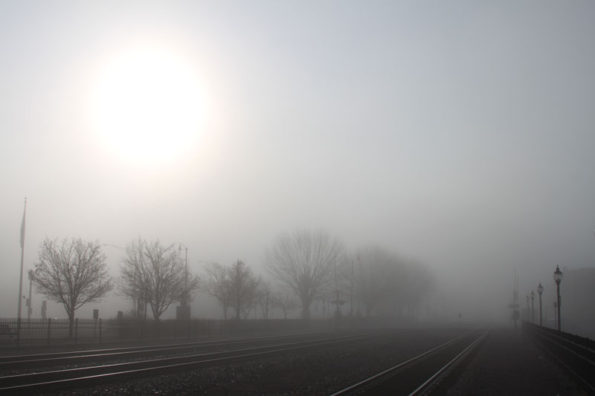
(1, 1, 594, 320)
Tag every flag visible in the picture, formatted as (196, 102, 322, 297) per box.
(20, 199, 26, 249)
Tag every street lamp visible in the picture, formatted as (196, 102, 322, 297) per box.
(553, 266, 563, 332)
(530, 290, 535, 323)
(537, 283, 543, 327)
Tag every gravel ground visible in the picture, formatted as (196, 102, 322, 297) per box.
(445, 328, 585, 395)
(51, 328, 464, 396)
(22, 327, 585, 395)
(0, 334, 345, 376)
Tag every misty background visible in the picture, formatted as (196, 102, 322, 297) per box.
(1, 1, 594, 326)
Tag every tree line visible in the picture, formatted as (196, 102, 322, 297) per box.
(31, 230, 434, 336)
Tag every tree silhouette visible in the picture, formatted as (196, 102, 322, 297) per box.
(267, 230, 344, 319)
(121, 239, 198, 321)
(34, 238, 112, 336)
(203, 260, 260, 319)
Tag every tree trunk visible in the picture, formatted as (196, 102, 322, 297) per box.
(234, 294, 241, 320)
(151, 303, 161, 321)
(301, 304, 311, 320)
(300, 294, 312, 320)
(67, 309, 75, 338)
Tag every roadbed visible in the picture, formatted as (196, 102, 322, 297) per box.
(446, 328, 585, 395)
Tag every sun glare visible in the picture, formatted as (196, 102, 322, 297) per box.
(89, 48, 206, 167)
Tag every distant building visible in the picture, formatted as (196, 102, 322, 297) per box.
(560, 267, 595, 339)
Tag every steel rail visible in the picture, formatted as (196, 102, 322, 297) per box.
(0, 330, 328, 361)
(0, 331, 334, 370)
(0, 334, 366, 393)
(409, 330, 487, 395)
(329, 331, 482, 396)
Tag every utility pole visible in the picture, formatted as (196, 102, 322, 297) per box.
(509, 270, 520, 329)
(350, 259, 354, 317)
(16, 198, 27, 345)
(27, 270, 34, 324)
(177, 244, 190, 320)
(184, 246, 188, 307)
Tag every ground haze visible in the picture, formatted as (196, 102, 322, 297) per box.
(0, 1, 594, 339)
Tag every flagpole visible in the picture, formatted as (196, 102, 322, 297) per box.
(17, 197, 27, 345)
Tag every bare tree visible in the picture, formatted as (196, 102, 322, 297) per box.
(120, 240, 148, 319)
(396, 260, 434, 318)
(266, 230, 344, 319)
(121, 239, 198, 321)
(355, 246, 434, 318)
(228, 260, 260, 319)
(203, 260, 261, 319)
(34, 238, 113, 336)
(256, 281, 272, 319)
(203, 262, 232, 319)
(271, 292, 298, 319)
(355, 247, 405, 317)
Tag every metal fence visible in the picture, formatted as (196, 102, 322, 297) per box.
(0, 318, 103, 345)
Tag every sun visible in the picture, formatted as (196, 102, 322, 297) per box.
(89, 47, 206, 168)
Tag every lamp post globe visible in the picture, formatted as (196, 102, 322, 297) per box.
(537, 283, 543, 327)
(554, 266, 563, 284)
(553, 266, 563, 332)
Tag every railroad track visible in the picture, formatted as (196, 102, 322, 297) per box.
(330, 330, 488, 395)
(0, 332, 366, 394)
(0, 331, 334, 372)
(526, 324, 595, 393)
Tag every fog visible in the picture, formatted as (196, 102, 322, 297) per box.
(1, 2, 594, 330)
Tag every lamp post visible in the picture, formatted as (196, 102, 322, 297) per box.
(537, 283, 543, 327)
(530, 290, 535, 323)
(553, 266, 563, 332)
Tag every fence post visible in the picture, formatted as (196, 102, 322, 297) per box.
(99, 319, 102, 344)
(47, 318, 51, 345)
(75, 318, 78, 343)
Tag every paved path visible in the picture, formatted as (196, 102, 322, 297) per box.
(446, 328, 585, 395)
